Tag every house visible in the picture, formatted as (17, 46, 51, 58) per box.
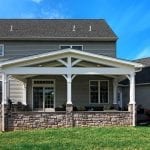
(0, 19, 143, 131)
(120, 57, 150, 122)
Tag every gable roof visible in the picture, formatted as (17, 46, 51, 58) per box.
(121, 57, 150, 85)
(120, 67, 150, 85)
(0, 19, 117, 41)
(134, 57, 150, 67)
(0, 49, 142, 68)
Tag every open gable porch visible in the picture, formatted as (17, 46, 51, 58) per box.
(0, 49, 143, 130)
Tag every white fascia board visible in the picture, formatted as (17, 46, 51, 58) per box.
(0, 48, 143, 68)
(69, 49, 143, 68)
(0, 49, 70, 67)
(3, 67, 134, 75)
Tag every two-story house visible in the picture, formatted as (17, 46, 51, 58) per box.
(0, 19, 143, 131)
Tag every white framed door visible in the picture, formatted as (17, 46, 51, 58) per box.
(32, 79, 55, 112)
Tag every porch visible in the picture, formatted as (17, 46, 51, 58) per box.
(9, 75, 123, 112)
(0, 49, 143, 130)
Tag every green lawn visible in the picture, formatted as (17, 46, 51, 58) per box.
(0, 127, 150, 150)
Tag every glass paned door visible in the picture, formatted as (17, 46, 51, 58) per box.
(33, 83, 55, 111)
(44, 87, 54, 111)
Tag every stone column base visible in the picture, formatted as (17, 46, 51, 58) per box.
(128, 104, 137, 126)
(66, 104, 73, 112)
(66, 104, 73, 127)
(128, 104, 137, 112)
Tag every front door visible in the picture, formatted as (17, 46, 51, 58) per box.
(33, 80, 55, 111)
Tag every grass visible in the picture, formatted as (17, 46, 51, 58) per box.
(0, 127, 150, 150)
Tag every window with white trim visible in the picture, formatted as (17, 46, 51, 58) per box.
(60, 45, 83, 50)
(0, 44, 4, 56)
(89, 80, 109, 104)
(32, 79, 55, 111)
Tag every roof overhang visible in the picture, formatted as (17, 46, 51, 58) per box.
(0, 37, 118, 41)
(0, 48, 143, 69)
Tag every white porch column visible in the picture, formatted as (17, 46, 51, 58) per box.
(1, 73, 8, 131)
(113, 78, 118, 105)
(129, 73, 136, 126)
(2, 73, 8, 105)
(129, 73, 135, 105)
(22, 82, 27, 105)
(67, 74, 72, 105)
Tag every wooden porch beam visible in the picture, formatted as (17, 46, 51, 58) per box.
(3, 67, 134, 75)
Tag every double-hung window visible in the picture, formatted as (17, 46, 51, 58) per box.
(60, 45, 83, 50)
(0, 44, 4, 56)
(89, 80, 109, 104)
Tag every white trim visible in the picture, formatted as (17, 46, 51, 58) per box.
(129, 73, 135, 105)
(119, 82, 150, 87)
(0, 44, 4, 56)
(0, 49, 143, 68)
(2, 73, 8, 104)
(22, 82, 27, 105)
(59, 45, 83, 51)
(1, 73, 7, 131)
(32, 79, 55, 112)
(3, 67, 134, 75)
(57, 59, 68, 66)
(66, 74, 72, 104)
(71, 74, 76, 80)
(89, 80, 109, 104)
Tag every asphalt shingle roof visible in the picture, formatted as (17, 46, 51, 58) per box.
(121, 57, 150, 85)
(0, 19, 117, 41)
(134, 57, 150, 67)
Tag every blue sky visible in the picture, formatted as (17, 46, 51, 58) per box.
(0, 0, 150, 60)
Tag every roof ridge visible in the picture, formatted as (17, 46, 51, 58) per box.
(0, 19, 105, 21)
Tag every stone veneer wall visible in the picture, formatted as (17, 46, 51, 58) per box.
(73, 111, 132, 126)
(6, 112, 66, 131)
(4, 111, 132, 131)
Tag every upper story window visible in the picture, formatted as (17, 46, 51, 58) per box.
(0, 44, 4, 56)
(60, 45, 83, 50)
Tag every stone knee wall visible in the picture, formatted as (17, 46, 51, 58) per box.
(4, 111, 132, 131)
(6, 112, 66, 131)
(73, 111, 132, 126)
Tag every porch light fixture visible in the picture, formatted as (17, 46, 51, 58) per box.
(72, 25, 76, 31)
(89, 25, 92, 31)
(97, 64, 101, 67)
(10, 25, 13, 32)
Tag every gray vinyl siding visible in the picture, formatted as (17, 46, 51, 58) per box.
(135, 85, 150, 109)
(9, 77, 23, 104)
(27, 75, 113, 110)
(0, 41, 116, 61)
(122, 85, 150, 109)
(72, 75, 113, 110)
(0, 76, 24, 104)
